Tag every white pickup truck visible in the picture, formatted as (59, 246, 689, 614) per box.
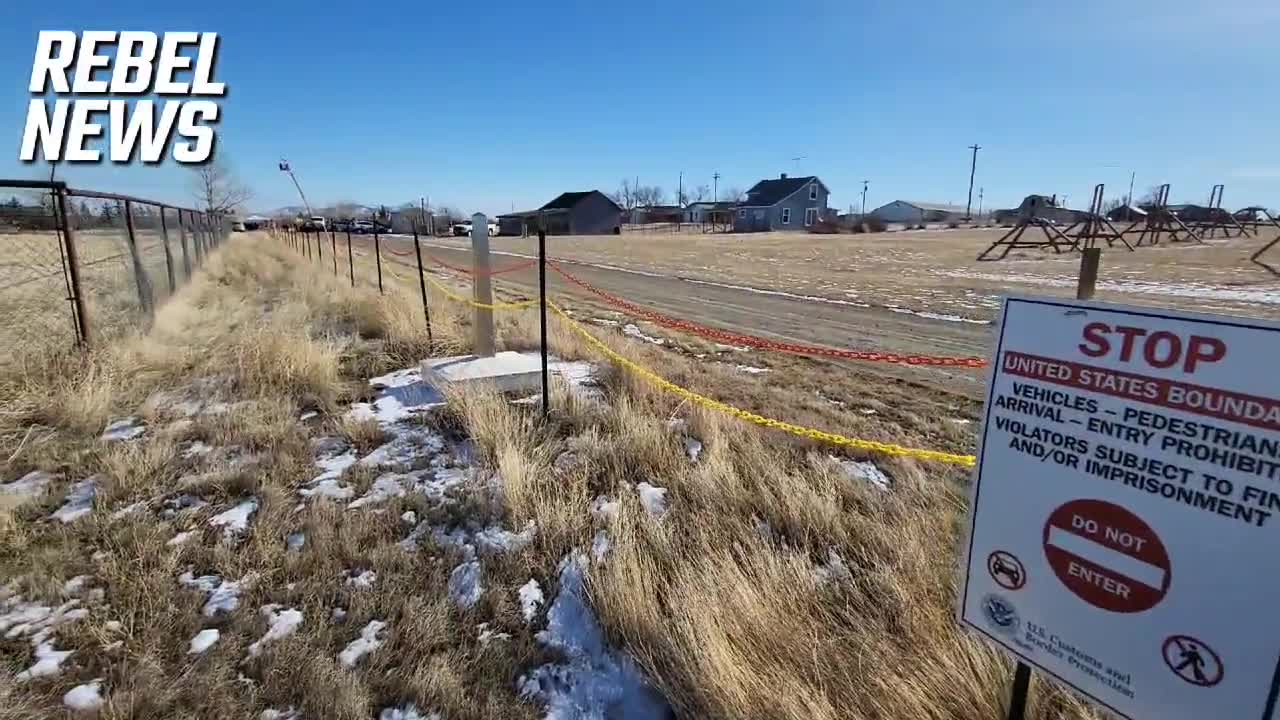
(452, 221, 501, 237)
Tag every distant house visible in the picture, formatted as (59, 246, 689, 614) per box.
(498, 190, 622, 236)
(733, 174, 830, 232)
(683, 201, 734, 224)
(870, 200, 968, 225)
(628, 205, 682, 225)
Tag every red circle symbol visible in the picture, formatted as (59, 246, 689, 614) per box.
(1162, 635, 1223, 687)
(987, 551, 1026, 590)
(1042, 499, 1171, 613)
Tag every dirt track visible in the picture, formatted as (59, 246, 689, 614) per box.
(364, 234, 996, 403)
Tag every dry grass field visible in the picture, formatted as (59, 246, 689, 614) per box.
(0, 235, 1107, 718)
(428, 226, 1280, 323)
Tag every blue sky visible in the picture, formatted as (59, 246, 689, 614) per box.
(2, 0, 1278, 215)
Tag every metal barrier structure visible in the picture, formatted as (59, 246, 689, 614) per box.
(0, 179, 230, 362)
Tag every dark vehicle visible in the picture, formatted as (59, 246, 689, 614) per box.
(331, 219, 351, 233)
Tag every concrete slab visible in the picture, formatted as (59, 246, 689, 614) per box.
(422, 351, 545, 394)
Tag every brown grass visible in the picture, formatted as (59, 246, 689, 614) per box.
(0, 233, 1103, 719)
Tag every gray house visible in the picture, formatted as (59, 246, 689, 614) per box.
(498, 190, 622, 236)
(733, 174, 830, 232)
(870, 200, 968, 225)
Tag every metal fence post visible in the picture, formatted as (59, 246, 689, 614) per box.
(176, 210, 191, 278)
(317, 227, 323, 263)
(122, 200, 155, 317)
(539, 229, 549, 417)
(55, 187, 90, 345)
(346, 230, 355, 287)
(412, 223, 433, 347)
(374, 231, 384, 294)
(159, 207, 177, 293)
(330, 228, 338, 276)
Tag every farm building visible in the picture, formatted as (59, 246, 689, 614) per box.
(733, 174, 830, 232)
(869, 200, 968, 225)
(683, 201, 734, 224)
(498, 190, 622, 236)
(628, 205, 683, 225)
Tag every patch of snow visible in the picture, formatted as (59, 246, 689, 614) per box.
(286, 532, 306, 551)
(61, 576, 91, 597)
(550, 360, 600, 397)
(338, 620, 386, 668)
(208, 498, 258, 538)
(160, 493, 207, 519)
(474, 521, 537, 554)
(622, 323, 665, 345)
(300, 478, 355, 501)
(401, 511, 417, 525)
(109, 501, 147, 521)
(247, 605, 303, 658)
(518, 580, 544, 622)
(477, 622, 511, 644)
(348, 370, 446, 427)
(299, 410, 318, 422)
(304, 446, 357, 500)
(16, 640, 73, 682)
(331, 607, 348, 623)
(181, 441, 214, 459)
(735, 364, 771, 375)
(346, 570, 377, 589)
(101, 417, 145, 442)
(519, 555, 670, 718)
(948, 417, 973, 426)
(188, 628, 219, 654)
(348, 474, 408, 510)
(179, 571, 252, 617)
(684, 438, 702, 463)
(51, 476, 98, 523)
(1, 470, 54, 498)
(448, 561, 483, 609)
(167, 530, 197, 547)
(589, 496, 619, 523)
(378, 705, 440, 720)
(858, 408, 877, 416)
(591, 530, 610, 563)
(359, 428, 445, 470)
(398, 521, 431, 551)
(260, 708, 301, 720)
(837, 459, 891, 491)
(62, 679, 104, 711)
(636, 483, 668, 518)
(885, 304, 989, 325)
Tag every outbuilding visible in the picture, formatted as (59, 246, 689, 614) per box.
(498, 190, 622, 236)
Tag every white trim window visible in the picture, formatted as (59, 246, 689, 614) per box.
(804, 208, 818, 226)
(781, 207, 791, 224)
(738, 208, 746, 218)
(809, 183, 818, 200)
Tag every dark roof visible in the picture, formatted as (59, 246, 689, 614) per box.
(539, 190, 620, 212)
(737, 176, 825, 207)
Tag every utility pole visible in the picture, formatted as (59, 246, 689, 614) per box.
(678, 171, 684, 207)
(978, 187, 984, 219)
(965, 144, 981, 220)
(278, 159, 314, 217)
(1127, 171, 1136, 207)
(861, 180, 869, 216)
(713, 172, 720, 202)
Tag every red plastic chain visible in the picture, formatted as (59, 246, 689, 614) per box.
(550, 262, 989, 368)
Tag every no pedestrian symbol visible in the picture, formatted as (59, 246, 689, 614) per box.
(1163, 635, 1224, 687)
(1042, 498, 1171, 613)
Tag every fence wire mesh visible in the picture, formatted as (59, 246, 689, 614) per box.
(0, 180, 231, 366)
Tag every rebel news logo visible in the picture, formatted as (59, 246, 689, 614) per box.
(20, 31, 224, 164)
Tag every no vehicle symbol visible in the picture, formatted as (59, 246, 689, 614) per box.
(1042, 499, 1171, 613)
(987, 550, 1026, 590)
(1162, 635, 1224, 687)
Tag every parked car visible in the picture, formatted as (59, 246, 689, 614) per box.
(232, 221, 246, 232)
(352, 220, 375, 234)
(331, 219, 351, 233)
(302, 216, 327, 231)
(453, 222, 472, 237)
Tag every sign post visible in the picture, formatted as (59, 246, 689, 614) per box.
(959, 292, 1280, 720)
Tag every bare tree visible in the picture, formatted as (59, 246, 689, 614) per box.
(1102, 197, 1126, 213)
(721, 186, 745, 203)
(190, 158, 253, 214)
(691, 185, 710, 203)
(1137, 186, 1163, 207)
(634, 185, 665, 207)
(611, 179, 638, 210)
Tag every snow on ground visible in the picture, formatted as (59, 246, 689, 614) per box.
(836, 458, 891, 491)
(735, 364, 771, 375)
(635, 483, 668, 518)
(286, 532, 306, 551)
(208, 498, 259, 539)
(378, 704, 440, 720)
(885, 304, 989, 325)
(448, 561, 483, 609)
(519, 555, 671, 719)
(622, 324, 665, 345)
(348, 367, 446, 427)
(160, 493, 208, 519)
(338, 620, 386, 668)
(359, 427, 446, 470)
(684, 438, 702, 463)
(478, 623, 511, 644)
(167, 530, 197, 547)
(519, 580, 544, 622)
(247, 606, 303, 658)
(936, 269, 1280, 306)
(62, 679, 104, 711)
(51, 476, 99, 523)
(179, 571, 254, 617)
(591, 530, 610, 563)
(1, 470, 54, 499)
(188, 628, 220, 654)
(345, 570, 377, 589)
(589, 496, 619, 522)
(17, 640, 74, 681)
(303, 441, 357, 500)
(181, 440, 214, 459)
(101, 417, 145, 442)
(260, 708, 301, 720)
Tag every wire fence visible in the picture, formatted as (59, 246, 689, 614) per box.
(0, 179, 230, 365)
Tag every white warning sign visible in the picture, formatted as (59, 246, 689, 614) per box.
(957, 296, 1280, 720)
